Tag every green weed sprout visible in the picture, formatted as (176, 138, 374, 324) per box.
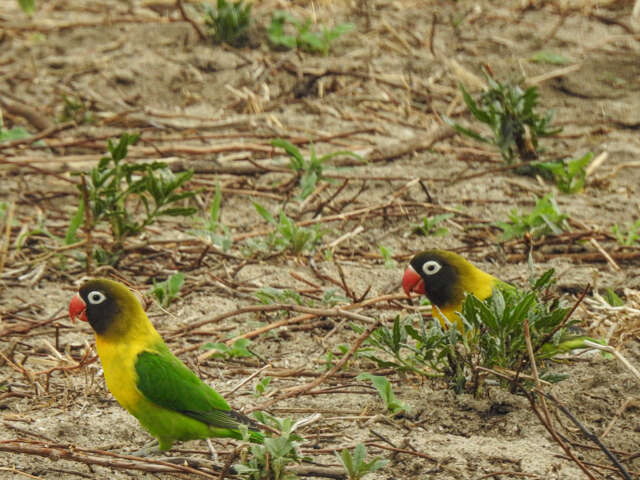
(537, 152, 593, 194)
(272, 139, 361, 199)
(202, 338, 253, 359)
(268, 11, 354, 55)
(0, 110, 32, 143)
(336, 443, 389, 480)
(16, 0, 35, 16)
(236, 411, 308, 480)
(445, 73, 561, 163)
(612, 219, 640, 246)
(203, 0, 252, 47)
(357, 373, 407, 415)
(250, 202, 327, 254)
(254, 376, 271, 397)
(149, 272, 184, 307)
(190, 182, 232, 252)
(378, 244, 397, 268)
(410, 213, 453, 237)
(73, 133, 197, 264)
(496, 194, 569, 240)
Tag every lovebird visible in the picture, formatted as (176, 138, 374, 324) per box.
(402, 249, 508, 329)
(69, 278, 263, 451)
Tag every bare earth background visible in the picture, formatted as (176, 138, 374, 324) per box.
(1, 0, 640, 479)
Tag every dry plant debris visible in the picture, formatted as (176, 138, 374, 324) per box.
(1, 0, 640, 479)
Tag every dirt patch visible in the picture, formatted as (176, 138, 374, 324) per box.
(1, 0, 640, 479)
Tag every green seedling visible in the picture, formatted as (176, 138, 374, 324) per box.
(612, 219, 640, 246)
(72, 133, 197, 264)
(496, 193, 569, 240)
(356, 373, 407, 415)
(0, 111, 32, 143)
(190, 182, 232, 252)
(16, 0, 35, 15)
(536, 152, 593, 194)
(378, 244, 397, 268)
(254, 376, 272, 397)
(409, 213, 453, 237)
(445, 72, 561, 163)
(603, 288, 624, 307)
(267, 11, 354, 55)
(149, 272, 185, 307)
(255, 286, 304, 305)
(530, 50, 572, 65)
(202, 338, 253, 359)
(272, 139, 361, 199)
(324, 344, 350, 371)
(336, 443, 389, 480)
(59, 95, 93, 124)
(236, 411, 308, 480)
(203, 0, 252, 47)
(250, 202, 327, 254)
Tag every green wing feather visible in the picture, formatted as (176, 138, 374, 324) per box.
(135, 346, 249, 430)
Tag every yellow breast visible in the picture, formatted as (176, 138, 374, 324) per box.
(95, 335, 146, 414)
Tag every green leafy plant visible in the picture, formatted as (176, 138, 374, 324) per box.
(378, 244, 397, 268)
(203, 0, 252, 47)
(255, 286, 304, 305)
(529, 50, 572, 65)
(249, 202, 327, 254)
(190, 182, 232, 252)
(409, 213, 453, 237)
(603, 288, 624, 307)
(445, 72, 561, 163)
(59, 95, 93, 124)
(236, 411, 308, 480)
(356, 373, 407, 415)
(73, 133, 197, 264)
(272, 139, 361, 199)
(267, 11, 354, 55)
(496, 194, 569, 240)
(16, 0, 35, 16)
(356, 270, 598, 394)
(336, 443, 389, 480)
(536, 152, 593, 194)
(202, 338, 253, 359)
(612, 219, 640, 246)
(254, 376, 272, 397)
(149, 272, 185, 307)
(0, 111, 31, 143)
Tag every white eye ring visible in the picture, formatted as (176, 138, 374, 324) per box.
(422, 260, 442, 276)
(87, 291, 107, 305)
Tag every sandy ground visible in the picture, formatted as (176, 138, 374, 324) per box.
(1, 0, 640, 478)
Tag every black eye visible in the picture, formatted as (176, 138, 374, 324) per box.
(422, 260, 441, 276)
(87, 291, 107, 305)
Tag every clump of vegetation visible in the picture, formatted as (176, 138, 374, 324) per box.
(355, 270, 598, 394)
(446, 72, 561, 163)
(495, 193, 569, 240)
(336, 443, 388, 480)
(273, 139, 361, 200)
(203, 0, 252, 47)
(378, 244, 397, 268)
(409, 213, 453, 237)
(70, 133, 197, 265)
(248, 203, 327, 254)
(236, 412, 308, 480)
(267, 11, 354, 55)
(149, 272, 184, 307)
(16, 0, 35, 16)
(612, 219, 640, 246)
(537, 152, 593, 194)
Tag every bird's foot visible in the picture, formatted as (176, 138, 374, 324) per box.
(129, 440, 160, 457)
(206, 438, 218, 463)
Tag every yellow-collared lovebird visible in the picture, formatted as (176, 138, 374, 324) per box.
(69, 278, 263, 451)
(402, 250, 508, 329)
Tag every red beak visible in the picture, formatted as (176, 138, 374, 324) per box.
(69, 294, 88, 323)
(402, 265, 425, 296)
